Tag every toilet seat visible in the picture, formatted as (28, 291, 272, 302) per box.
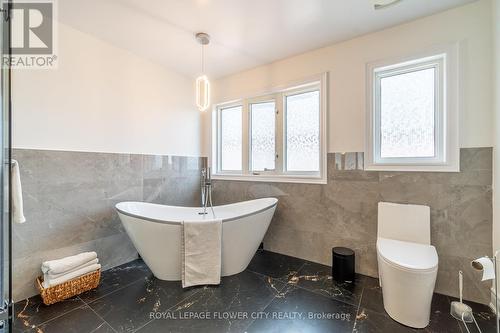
(377, 238, 438, 273)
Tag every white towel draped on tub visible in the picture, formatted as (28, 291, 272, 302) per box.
(11, 160, 26, 224)
(42, 252, 98, 275)
(181, 219, 222, 288)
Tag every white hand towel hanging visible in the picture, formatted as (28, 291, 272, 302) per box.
(181, 219, 222, 288)
(11, 160, 26, 224)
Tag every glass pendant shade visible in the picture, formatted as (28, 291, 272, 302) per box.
(196, 75, 210, 112)
(195, 33, 211, 112)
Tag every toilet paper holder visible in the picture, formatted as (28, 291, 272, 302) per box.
(467, 252, 500, 333)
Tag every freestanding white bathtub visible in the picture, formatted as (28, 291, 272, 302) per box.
(115, 198, 278, 280)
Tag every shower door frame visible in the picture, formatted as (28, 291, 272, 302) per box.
(0, 0, 12, 331)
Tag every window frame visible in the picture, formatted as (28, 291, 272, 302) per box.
(217, 102, 244, 174)
(248, 95, 278, 175)
(365, 44, 460, 172)
(283, 85, 322, 176)
(211, 73, 328, 184)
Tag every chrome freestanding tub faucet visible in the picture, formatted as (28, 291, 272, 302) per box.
(200, 167, 215, 217)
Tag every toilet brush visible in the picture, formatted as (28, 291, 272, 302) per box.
(450, 271, 474, 323)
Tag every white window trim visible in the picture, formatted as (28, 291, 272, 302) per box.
(216, 102, 244, 174)
(365, 44, 460, 172)
(248, 95, 278, 176)
(210, 73, 328, 184)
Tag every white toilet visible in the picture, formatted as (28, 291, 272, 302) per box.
(376, 202, 438, 329)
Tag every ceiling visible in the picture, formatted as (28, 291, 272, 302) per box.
(58, 0, 476, 79)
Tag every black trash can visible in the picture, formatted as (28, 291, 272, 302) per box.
(332, 247, 355, 282)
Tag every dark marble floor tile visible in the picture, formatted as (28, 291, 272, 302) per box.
(13, 295, 85, 332)
(247, 250, 306, 281)
(88, 276, 201, 333)
(356, 286, 466, 333)
(91, 322, 116, 333)
(290, 260, 365, 306)
(353, 308, 416, 332)
(359, 276, 384, 314)
(245, 286, 357, 333)
(354, 294, 460, 333)
(13, 256, 492, 333)
(217, 269, 286, 293)
(24, 306, 110, 333)
(138, 270, 286, 333)
(450, 297, 498, 333)
(424, 293, 461, 333)
(11, 324, 26, 333)
(79, 259, 152, 304)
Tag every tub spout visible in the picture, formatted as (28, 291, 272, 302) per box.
(200, 167, 215, 217)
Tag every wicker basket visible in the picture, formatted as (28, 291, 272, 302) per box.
(36, 269, 101, 305)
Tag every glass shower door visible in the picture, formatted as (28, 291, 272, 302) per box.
(0, 0, 11, 332)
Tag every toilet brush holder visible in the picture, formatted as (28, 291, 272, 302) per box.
(450, 271, 474, 323)
(450, 303, 482, 333)
(450, 301, 474, 323)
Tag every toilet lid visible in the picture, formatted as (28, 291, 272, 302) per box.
(377, 238, 438, 272)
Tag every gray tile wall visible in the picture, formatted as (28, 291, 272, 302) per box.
(12, 149, 205, 301)
(212, 148, 493, 304)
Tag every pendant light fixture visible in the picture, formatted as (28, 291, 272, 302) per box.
(195, 32, 210, 112)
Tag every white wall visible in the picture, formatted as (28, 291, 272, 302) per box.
(13, 21, 201, 157)
(206, 0, 492, 154)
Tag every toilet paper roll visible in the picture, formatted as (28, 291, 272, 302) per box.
(471, 256, 495, 281)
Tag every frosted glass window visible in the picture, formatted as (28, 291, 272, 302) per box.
(380, 68, 436, 158)
(213, 77, 327, 182)
(250, 102, 276, 171)
(220, 106, 242, 171)
(285, 91, 320, 172)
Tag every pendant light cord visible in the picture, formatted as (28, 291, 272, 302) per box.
(201, 44, 205, 74)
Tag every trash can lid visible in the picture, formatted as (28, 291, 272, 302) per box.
(332, 247, 354, 257)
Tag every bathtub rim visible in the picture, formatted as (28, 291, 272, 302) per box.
(115, 198, 278, 225)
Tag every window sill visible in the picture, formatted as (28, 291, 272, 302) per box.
(212, 173, 327, 184)
(364, 163, 460, 172)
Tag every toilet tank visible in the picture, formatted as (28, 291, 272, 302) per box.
(377, 202, 431, 245)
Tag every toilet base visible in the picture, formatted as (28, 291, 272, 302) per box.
(378, 254, 438, 328)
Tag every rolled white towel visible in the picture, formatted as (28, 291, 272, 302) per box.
(45, 258, 99, 280)
(42, 263, 101, 288)
(11, 160, 26, 224)
(41, 252, 97, 275)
